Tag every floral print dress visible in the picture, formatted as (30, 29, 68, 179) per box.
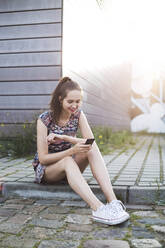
(32, 109, 81, 184)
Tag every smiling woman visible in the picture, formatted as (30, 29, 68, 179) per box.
(32, 76, 130, 226)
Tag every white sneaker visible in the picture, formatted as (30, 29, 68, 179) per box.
(92, 204, 128, 225)
(106, 200, 130, 224)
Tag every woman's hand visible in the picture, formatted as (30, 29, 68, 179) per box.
(46, 133, 64, 145)
(71, 142, 92, 154)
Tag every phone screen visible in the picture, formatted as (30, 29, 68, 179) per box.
(85, 138, 95, 145)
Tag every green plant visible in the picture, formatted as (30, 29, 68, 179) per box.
(153, 178, 165, 206)
(0, 124, 136, 158)
(0, 121, 37, 158)
(130, 214, 142, 221)
(90, 126, 136, 154)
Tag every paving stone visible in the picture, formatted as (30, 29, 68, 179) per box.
(17, 177, 34, 182)
(118, 175, 137, 179)
(151, 225, 165, 233)
(5, 198, 35, 205)
(38, 240, 80, 248)
(56, 229, 85, 240)
(0, 208, 16, 217)
(90, 228, 128, 239)
(68, 223, 93, 232)
(73, 208, 91, 215)
(138, 183, 155, 186)
(22, 205, 46, 215)
(0, 235, 39, 248)
(113, 181, 135, 186)
(0, 158, 10, 163)
(7, 214, 31, 224)
(31, 217, 64, 229)
(154, 206, 165, 211)
(0, 232, 5, 239)
(3, 177, 19, 181)
(126, 205, 153, 210)
(34, 199, 61, 205)
(131, 239, 162, 248)
(22, 226, 57, 239)
(83, 240, 130, 248)
(132, 226, 155, 239)
(132, 211, 159, 218)
(2, 204, 24, 210)
(40, 205, 71, 214)
(0, 217, 7, 223)
(0, 222, 24, 234)
(138, 218, 165, 225)
(61, 200, 87, 207)
(65, 214, 92, 224)
(39, 213, 64, 221)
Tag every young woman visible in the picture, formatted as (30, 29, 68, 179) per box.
(32, 77, 129, 225)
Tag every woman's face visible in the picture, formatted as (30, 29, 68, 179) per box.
(61, 90, 82, 114)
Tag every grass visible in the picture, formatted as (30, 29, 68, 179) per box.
(91, 126, 137, 155)
(0, 124, 137, 158)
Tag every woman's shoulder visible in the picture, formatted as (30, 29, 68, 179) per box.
(39, 111, 52, 126)
(39, 111, 49, 119)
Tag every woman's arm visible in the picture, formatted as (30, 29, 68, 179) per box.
(79, 111, 95, 139)
(46, 133, 86, 145)
(63, 135, 86, 144)
(37, 119, 90, 165)
(79, 111, 105, 166)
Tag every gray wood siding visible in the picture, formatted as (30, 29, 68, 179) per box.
(65, 65, 131, 130)
(0, 0, 62, 136)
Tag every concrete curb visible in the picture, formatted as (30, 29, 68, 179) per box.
(128, 186, 165, 204)
(2, 182, 127, 203)
(2, 182, 165, 205)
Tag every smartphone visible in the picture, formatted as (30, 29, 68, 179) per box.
(85, 138, 95, 145)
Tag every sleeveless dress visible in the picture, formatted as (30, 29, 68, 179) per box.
(32, 109, 81, 184)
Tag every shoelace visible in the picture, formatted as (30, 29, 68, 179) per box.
(107, 200, 126, 215)
(114, 200, 126, 211)
(94, 205, 115, 219)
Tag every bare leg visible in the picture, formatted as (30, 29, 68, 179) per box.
(73, 153, 89, 173)
(87, 143, 117, 203)
(43, 156, 103, 210)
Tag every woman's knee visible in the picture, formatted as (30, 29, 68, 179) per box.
(61, 156, 75, 170)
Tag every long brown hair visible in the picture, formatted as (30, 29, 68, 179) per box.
(50, 77, 82, 123)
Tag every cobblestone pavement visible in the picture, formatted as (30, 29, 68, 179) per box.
(0, 197, 165, 248)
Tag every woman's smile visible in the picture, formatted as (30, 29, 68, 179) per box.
(68, 107, 77, 113)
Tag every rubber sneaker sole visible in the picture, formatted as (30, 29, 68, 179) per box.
(92, 212, 130, 225)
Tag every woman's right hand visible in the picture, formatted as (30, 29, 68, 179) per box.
(71, 142, 91, 154)
(46, 133, 64, 145)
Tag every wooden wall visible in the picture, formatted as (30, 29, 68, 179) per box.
(0, 0, 63, 136)
(65, 64, 131, 130)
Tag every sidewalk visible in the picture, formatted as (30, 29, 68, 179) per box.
(1, 135, 165, 204)
(1, 135, 165, 248)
